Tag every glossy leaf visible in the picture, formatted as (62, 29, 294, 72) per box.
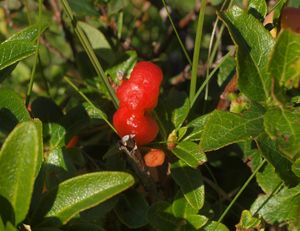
(171, 160, 204, 210)
(219, 6, 274, 101)
(114, 190, 149, 228)
(269, 30, 300, 89)
(251, 185, 300, 225)
(33, 172, 134, 226)
(0, 40, 36, 71)
(171, 141, 207, 168)
(5, 23, 48, 43)
(0, 120, 43, 225)
(256, 133, 299, 186)
(264, 107, 300, 160)
(200, 106, 264, 151)
(185, 214, 208, 230)
(248, 0, 267, 19)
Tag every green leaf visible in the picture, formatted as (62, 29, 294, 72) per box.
(0, 120, 43, 225)
(202, 221, 229, 231)
(33, 171, 134, 226)
(45, 148, 76, 190)
(183, 114, 210, 141)
(185, 214, 208, 230)
(0, 40, 36, 71)
(171, 160, 204, 210)
(256, 133, 299, 186)
(248, 0, 267, 19)
(251, 185, 300, 225)
(105, 50, 137, 84)
(264, 107, 300, 160)
(256, 163, 282, 194)
(236, 210, 260, 230)
(269, 30, 300, 89)
(219, 6, 274, 101)
(171, 141, 207, 168)
(4, 23, 48, 43)
(217, 55, 235, 86)
(172, 97, 190, 129)
(69, 0, 99, 17)
(172, 193, 198, 218)
(292, 158, 300, 177)
(114, 190, 149, 228)
(0, 88, 31, 135)
(64, 223, 105, 231)
(200, 105, 264, 151)
(147, 201, 185, 231)
(79, 21, 115, 65)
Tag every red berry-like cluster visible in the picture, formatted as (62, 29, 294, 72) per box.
(113, 61, 163, 145)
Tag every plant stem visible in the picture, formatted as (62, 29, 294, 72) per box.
(214, 158, 267, 229)
(189, 0, 207, 102)
(25, 0, 42, 106)
(161, 0, 192, 65)
(60, 0, 119, 109)
(191, 51, 232, 107)
(64, 77, 117, 133)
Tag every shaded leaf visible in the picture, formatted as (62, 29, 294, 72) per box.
(264, 107, 300, 160)
(217, 55, 235, 86)
(256, 133, 299, 186)
(0, 88, 30, 135)
(269, 30, 300, 89)
(171, 160, 204, 210)
(172, 97, 190, 129)
(0, 120, 43, 225)
(105, 50, 137, 84)
(292, 158, 300, 177)
(33, 172, 134, 226)
(114, 190, 149, 228)
(219, 6, 274, 101)
(183, 114, 210, 141)
(171, 141, 207, 168)
(147, 201, 185, 231)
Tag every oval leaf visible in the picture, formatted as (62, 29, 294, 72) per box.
(33, 172, 134, 226)
(171, 160, 204, 210)
(0, 120, 43, 225)
(172, 141, 207, 168)
(0, 40, 36, 71)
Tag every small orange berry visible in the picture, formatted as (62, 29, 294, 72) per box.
(143, 149, 165, 167)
